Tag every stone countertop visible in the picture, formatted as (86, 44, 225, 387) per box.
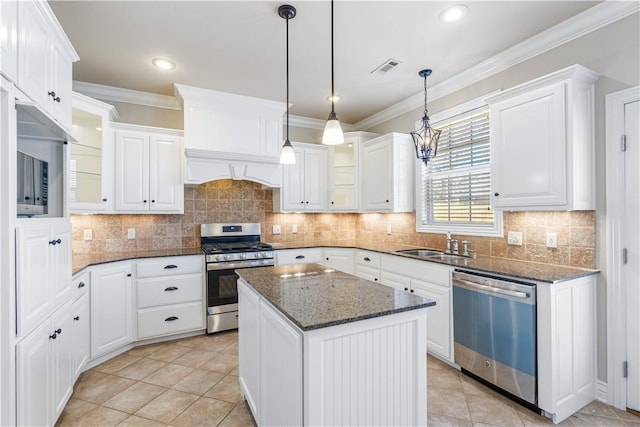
(72, 247, 203, 275)
(236, 263, 436, 332)
(268, 241, 599, 284)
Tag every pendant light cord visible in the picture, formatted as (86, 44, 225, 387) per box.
(423, 74, 428, 118)
(286, 15, 290, 141)
(330, 0, 335, 114)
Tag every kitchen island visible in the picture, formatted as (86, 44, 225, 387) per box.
(236, 263, 435, 426)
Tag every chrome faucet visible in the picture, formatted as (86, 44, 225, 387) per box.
(445, 232, 452, 254)
(462, 240, 469, 257)
(452, 239, 459, 255)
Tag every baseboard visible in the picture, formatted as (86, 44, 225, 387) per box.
(597, 380, 609, 403)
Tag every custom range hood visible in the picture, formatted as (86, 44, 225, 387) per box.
(175, 84, 287, 187)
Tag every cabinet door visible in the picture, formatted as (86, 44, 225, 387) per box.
(238, 280, 261, 419)
(115, 132, 149, 211)
(362, 140, 392, 211)
(16, 225, 52, 337)
(51, 302, 74, 419)
(72, 292, 90, 379)
(491, 83, 567, 209)
(17, 1, 51, 110)
(149, 135, 183, 212)
(354, 265, 380, 283)
(260, 301, 303, 427)
(281, 147, 305, 211)
(51, 222, 72, 310)
(0, 0, 18, 82)
(411, 279, 452, 361)
(303, 147, 327, 212)
(91, 264, 133, 358)
(16, 320, 51, 427)
(49, 41, 73, 129)
(329, 142, 358, 211)
(380, 271, 411, 291)
(322, 249, 354, 274)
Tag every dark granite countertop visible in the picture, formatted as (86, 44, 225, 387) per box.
(269, 241, 599, 284)
(72, 248, 203, 275)
(236, 263, 436, 331)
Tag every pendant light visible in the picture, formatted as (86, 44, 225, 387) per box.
(410, 69, 441, 166)
(322, 0, 344, 145)
(279, 4, 296, 164)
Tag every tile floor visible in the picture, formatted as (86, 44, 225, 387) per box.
(57, 331, 640, 427)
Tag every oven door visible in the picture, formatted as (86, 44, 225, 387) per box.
(207, 267, 239, 307)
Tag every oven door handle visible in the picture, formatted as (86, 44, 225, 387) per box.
(454, 278, 529, 300)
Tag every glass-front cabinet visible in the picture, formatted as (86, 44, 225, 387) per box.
(328, 131, 378, 212)
(69, 93, 118, 213)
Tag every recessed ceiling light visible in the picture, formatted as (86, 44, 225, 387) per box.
(152, 58, 176, 70)
(326, 95, 341, 103)
(439, 4, 468, 23)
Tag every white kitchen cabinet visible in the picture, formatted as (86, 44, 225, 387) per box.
(381, 254, 454, 361)
(275, 142, 328, 212)
(486, 65, 600, 211)
(0, 0, 18, 82)
(321, 247, 354, 274)
(114, 124, 184, 213)
(328, 132, 379, 212)
(134, 255, 205, 340)
(71, 291, 90, 380)
(275, 248, 323, 266)
(15, 221, 72, 337)
(90, 262, 133, 358)
(361, 133, 414, 212)
(238, 277, 261, 418)
(16, 300, 73, 427)
(354, 249, 382, 283)
(17, 0, 78, 129)
(70, 92, 118, 213)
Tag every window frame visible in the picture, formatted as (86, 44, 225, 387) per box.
(415, 95, 503, 238)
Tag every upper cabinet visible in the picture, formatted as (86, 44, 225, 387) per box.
(0, 0, 18, 82)
(17, 0, 78, 130)
(113, 123, 184, 214)
(69, 93, 119, 213)
(328, 132, 379, 212)
(486, 65, 600, 211)
(175, 84, 286, 187)
(274, 142, 328, 212)
(361, 133, 415, 212)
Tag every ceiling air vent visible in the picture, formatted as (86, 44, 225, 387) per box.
(371, 58, 402, 75)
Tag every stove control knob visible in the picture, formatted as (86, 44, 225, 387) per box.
(261, 251, 268, 258)
(225, 254, 231, 260)
(254, 253, 260, 259)
(240, 253, 247, 259)
(212, 255, 219, 261)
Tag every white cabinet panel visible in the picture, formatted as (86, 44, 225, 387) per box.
(136, 255, 202, 278)
(321, 248, 354, 274)
(149, 134, 183, 212)
(115, 131, 149, 211)
(51, 223, 72, 309)
(411, 279, 452, 360)
(16, 320, 51, 427)
(276, 142, 328, 212)
(137, 275, 203, 308)
(71, 292, 90, 380)
(238, 280, 261, 418)
(137, 302, 204, 339)
(0, 0, 18, 81)
(51, 302, 73, 419)
(275, 248, 322, 266)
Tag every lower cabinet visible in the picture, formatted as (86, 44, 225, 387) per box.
(71, 291, 90, 379)
(275, 248, 322, 266)
(16, 300, 74, 427)
(321, 247, 354, 274)
(90, 262, 133, 358)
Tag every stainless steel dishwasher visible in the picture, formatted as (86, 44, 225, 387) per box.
(453, 269, 537, 407)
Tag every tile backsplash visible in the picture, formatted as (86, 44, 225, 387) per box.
(71, 180, 596, 269)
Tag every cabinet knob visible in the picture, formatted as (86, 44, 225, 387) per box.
(300, 201, 304, 204)
(48, 91, 56, 98)
(386, 200, 389, 203)
(127, 273, 132, 277)
(404, 287, 409, 291)
(143, 200, 147, 203)
(54, 96, 60, 103)
(78, 281, 85, 288)
(363, 257, 371, 262)
(55, 328, 62, 334)
(165, 316, 179, 322)
(73, 316, 80, 321)
(494, 192, 499, 197)
(151, 200, 155, 203)
(49, 332, 57, 340)
(326, 257, 329, 261)
(331, 201, 334, 204)
(410, 289, 414, 293)
(306, 201, 309, 204)
(49, 238, 61, 246)
(374, 278, 378, 281)
(102, 198, 107, 202)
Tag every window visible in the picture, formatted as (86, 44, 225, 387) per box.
(416, 102, 503, 237)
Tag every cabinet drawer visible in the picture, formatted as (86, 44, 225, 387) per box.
(72, 270, 90, 301)
(136, 256, 202, 278)
(355, 265, 381, 283)
(137, 302, 204, 339)
(276, 248, 322, 266)
(137, 275, 203, 308)
(355, 250, 381, 268)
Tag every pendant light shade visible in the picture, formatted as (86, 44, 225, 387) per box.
(410, 69, 441, 166)
(279, 4, 296, 164)
(322, 0, 344, 145)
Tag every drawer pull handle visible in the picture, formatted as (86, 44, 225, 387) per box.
(165, 316, 179, 322)
(73, 316, 80, 321)
(164, 265, 178, 269)
(363, 257, 371, 262)
(295, 255, 305, 259)
(164, 286, 179, 292)
(78, 281, 86, 288)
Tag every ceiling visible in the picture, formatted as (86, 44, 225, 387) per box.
(49, 1, 600, 124)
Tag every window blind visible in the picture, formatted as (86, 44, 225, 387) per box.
(421, 108, 495, 225)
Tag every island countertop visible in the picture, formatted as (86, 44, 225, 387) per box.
(236, 263, 435, 331)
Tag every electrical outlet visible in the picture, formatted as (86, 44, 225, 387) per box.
(546, 232, 558, 248)
(83, 229, 93, 241)
(273, 224, 281, 235)
(387, 224, 392, 234)
(292, 224, 298, 233)
(507, 231, 523, 246)
(127, 228, 136, 239)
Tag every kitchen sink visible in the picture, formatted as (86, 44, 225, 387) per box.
(394, 249, 443, 257)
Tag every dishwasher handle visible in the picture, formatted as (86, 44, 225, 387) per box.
(454, 278, 531, 301)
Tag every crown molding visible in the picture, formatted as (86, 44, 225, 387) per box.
(72, 81, 181, 110)
(353, 0, 639, 131)
(288, 114, 356, 132)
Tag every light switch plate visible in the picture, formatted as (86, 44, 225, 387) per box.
(127, 228, 136, 239)
(83, 229, 93, 241)
(546, 232, 558, 248)
(292, 224, 298, 233)
(387, 224, 392, 234)
(273, 224, 281, 235)
(507, 231, 523, 246)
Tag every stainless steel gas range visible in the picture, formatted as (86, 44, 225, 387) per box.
(201, 223, 274, 334)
